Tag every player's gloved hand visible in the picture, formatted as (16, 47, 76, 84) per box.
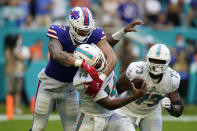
(86, 80, 102, 98)
(75, 59, 100, 79)
(161, 97, 171, 109)
(85, 73, 107, 98)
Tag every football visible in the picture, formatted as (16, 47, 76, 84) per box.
(131, 77, 145, 89)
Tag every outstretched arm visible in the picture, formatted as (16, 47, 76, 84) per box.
(96, 81, 147, 110)
(96, 39, 117, 78)
(107, 20, 143, 48)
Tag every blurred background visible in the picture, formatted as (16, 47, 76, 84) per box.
(0, 0, 197, 130)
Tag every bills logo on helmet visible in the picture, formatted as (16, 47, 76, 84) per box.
(71, 11, 80, 20)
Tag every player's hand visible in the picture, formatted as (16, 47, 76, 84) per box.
(81, 59, 104, 84)
(85, 80, 102, 98)
(124, 20, 143, 33)
(131, 81, 147, 99)
(162, 97, 171, 109)
(81, 60, 100, 79)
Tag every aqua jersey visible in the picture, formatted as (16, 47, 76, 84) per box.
(45, 25, 106, 82)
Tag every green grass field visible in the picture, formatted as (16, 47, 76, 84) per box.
(0, 103, 197, 131)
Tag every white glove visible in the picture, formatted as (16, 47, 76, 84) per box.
(161, 97, 171, 109)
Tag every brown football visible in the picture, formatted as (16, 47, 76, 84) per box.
(131, 77, 145, 89)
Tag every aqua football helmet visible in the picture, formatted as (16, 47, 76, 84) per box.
(73, 44, 107, 72)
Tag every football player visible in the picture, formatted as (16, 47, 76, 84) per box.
(107, 44, 184, 131)
(30, 6, 143, 131)
(30, 6, 117, 131)
(73, 44, 147, 131)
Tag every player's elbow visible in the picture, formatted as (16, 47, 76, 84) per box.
(173, 112, 182, 118)
(103, 104, 118, 110)
(111, 54, 117, 66)
(174, 109, 184, 117)
(51, 51, 61, 61)
(104, 106, 116, 110)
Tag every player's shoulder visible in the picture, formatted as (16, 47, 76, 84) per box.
(48, 25, 67, 33)
(165, 67, 180, 89)
(92, 26, 106, 38)
(47, 25, 68, 39)
(126, 61, 147, 80)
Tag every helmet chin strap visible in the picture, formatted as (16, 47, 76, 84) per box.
(149, 71, 163, 80)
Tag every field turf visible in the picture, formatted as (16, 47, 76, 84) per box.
(0, 103, 197, 131)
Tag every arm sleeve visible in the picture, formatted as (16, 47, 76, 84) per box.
(91, 27, 106, 44)
(93, 88, 108, 102)
(171, 71, 181, 93)
(126, 62, 138, 81)
(46, 25, 59, 39)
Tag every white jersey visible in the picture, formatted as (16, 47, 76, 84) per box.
(120, 61, 180, 117)
(73, 68, 118, 117)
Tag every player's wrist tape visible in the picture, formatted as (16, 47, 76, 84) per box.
(112, 28, 126, 40)
(74, 59, 82, 67)
(99, 73, 107, 81)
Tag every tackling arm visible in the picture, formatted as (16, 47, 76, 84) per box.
(167, 90, 184, 117)
(107, 20, 143, 48)
(48, 38, 76, 66)
(96, 39, 117, 77)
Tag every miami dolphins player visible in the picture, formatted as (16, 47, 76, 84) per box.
(108, 44, 184, 131)
(73, 44, 147, 131)
(30, 6, 118, 131)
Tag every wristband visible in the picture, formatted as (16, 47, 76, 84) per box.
(99, 73, 107, 81)
(74, 59, 82, 67)
(112, 28, 126, 40)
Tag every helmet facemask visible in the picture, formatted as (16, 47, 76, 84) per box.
(92, 46, 108, 73)
(69, 23, 94, 43)
(147, 58, 169, 75)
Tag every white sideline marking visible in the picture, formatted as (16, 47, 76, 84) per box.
(0, 115, 197, 122)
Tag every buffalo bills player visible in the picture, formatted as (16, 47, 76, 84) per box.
(30, 6, 117, 131)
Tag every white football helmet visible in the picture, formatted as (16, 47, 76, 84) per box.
(147, 44, 171, 75)
(69, 6, 95, 43)
(73, 44, 107, 72)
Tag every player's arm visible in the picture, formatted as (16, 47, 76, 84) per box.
(49, 37, 98, 77)
(116, 72, 130, 95)
(166, 90, 184, 117)
(96, 39, 117, 78)
(48, 38, 76, 66)
(96, 82, 147, 110)
(107, 20, 143, 48)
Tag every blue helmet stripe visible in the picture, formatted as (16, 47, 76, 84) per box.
(75, 48, 94, 59)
